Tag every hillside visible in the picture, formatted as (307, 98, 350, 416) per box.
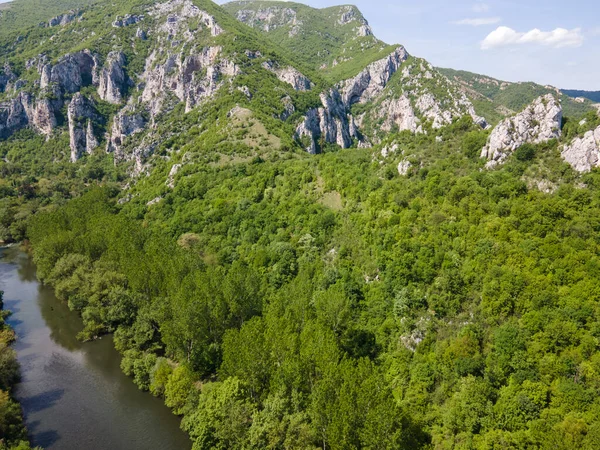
(440, 67, 595, 124)
(562, 89, 600, 103)
(222, 0, 396, 82)
(2, 0, 600, 449)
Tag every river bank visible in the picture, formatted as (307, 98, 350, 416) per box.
(0, 247, 191, 449)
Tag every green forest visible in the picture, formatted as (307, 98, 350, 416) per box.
(1, 0, 600, 448)
(0, 111, 593, 449)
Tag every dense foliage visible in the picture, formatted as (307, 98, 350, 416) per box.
(11, 111, 598, 449)
(2, 0, 600, 448)
(0, 291, 38, 450)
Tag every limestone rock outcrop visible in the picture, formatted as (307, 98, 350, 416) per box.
(262, 61, 313, 91)
(106, 106, 146, 160)
(40, 51, 99, 94)
(234, 6, 298, 33)
(68, 93, 101, 162)
(48, 10, 80, 27)
(150, 0, 223, 37)
(295, 89, 361, 153)
(377, 95, 421, 133)
(0, 95, 29, 139)
(25, 89, 61, 135)
(561, 125, 600, 172)
(98, 52, 127, 104)
(112, 14, 142, 28)
(341, 46, 409, 106)
(0, 87, 62, 138)
(0, 63, 16, 93)
(142, 47, 238, 115)
(481, 94, 562, 167)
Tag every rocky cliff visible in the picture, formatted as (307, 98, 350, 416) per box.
(341, 47, 408, 106)
(68, 93, 101, 162)
(98, 51, 127, 104)
(562, 125, 600, 172)
(481, 94, 562, 168)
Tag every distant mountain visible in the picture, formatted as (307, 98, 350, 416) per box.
(562, 89, 600, 103)
(439, 67, 594, 125)
(222, 0, 396, 82)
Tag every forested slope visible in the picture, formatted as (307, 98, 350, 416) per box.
(1, 0, 600, 449)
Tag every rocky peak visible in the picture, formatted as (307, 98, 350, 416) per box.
(481, 94, 562, 168)
(98, 51, 127, 104)
(336, 5, 372, 36)
(561, 125, 600, 172)
(68, 93, 102, 162)
(150, 0, 223, 37)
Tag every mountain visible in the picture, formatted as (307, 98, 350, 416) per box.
(3, 1, 600, 450)
(222, 0, 396, 82)
(562, 89, 600, 103)
(440, 67, 595, 125)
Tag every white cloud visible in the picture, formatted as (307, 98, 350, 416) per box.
(481, 26, 584, 50)
(452, 17, 501, 26)
(472, 2, 490, 13)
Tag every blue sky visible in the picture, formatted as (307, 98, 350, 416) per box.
(217, 0, 600, 90)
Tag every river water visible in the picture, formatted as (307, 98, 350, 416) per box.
(0, 247, 191, 450)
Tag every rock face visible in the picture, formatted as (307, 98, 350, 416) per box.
(262, 61, 313, 91)
(48, 10, 80, 27)
(481, 94, 562, 167)
(398, 160, 412, 176)
(68, 93, 101, 162)
(561, 125, 600, 172)
(295, 47, 410, 152)
(40, 51, 99, 93)
(295, 89, 361, 153)
(142, 47, 237, 115)
(151, 0, 223, 37)
(26, 91, 60, 135)
(106, 106, 146, 160)
(0, 63, 16, 93)
(337, 5, 373, 36)
(0, 87, 62, 138)
(98, 52, 127, 104)
(341, 46, 409, 106)
(235, 6, 298, 33)
(377, 95, 421, 133)
(0, 95, 29, 139)
(141, 0, 233, 115)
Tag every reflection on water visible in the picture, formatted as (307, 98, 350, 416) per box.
(0, 247, 191, 450)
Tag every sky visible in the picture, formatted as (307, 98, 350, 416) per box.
(217, 0, 600, 90)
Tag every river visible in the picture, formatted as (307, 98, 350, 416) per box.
(0, 247, 192, 450)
